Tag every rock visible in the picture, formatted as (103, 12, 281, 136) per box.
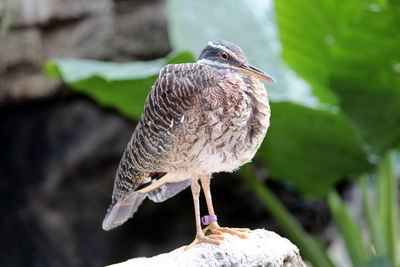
(0, 97, 134, 267)
(0, 72, 60, 100)
(0, 28, 42, 67)
(107, 229, 306, 267)
(0, 14, 114, 101)
(113, 0, 171, 60)
(42, 14, 114, 59)
(1, 0, 170, 103)
(11, 0, 113, 27)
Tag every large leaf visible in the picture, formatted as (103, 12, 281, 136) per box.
(166, 0, 371, 196)
(45, 51, 195, 119)
(258, 102, 371, 196)
(166, 0, 334, 106)
(275, 0, 400, 155)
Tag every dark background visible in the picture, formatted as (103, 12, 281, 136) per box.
(0, 95, 329, 266)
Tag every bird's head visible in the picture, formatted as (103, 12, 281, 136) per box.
(198, 40, 276, 83)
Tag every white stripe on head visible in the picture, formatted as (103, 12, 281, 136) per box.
(207, 42, 243, 63)
(207, 42, 231, 54)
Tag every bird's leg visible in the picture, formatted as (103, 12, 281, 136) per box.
(184, 178, 224, 250)
(200, 175, 249, 239)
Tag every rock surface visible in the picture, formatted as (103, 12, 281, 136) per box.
(0, 0, 170, 101)
(107, 229, 306, 267)
(11, 0, 112, 27)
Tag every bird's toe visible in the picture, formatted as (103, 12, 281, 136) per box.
(216, 227, 249, 239)
(206, 223, 250, 239)
(184, 234, 223, 250)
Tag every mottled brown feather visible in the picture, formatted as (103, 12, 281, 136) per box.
(110, 63, 216, 202)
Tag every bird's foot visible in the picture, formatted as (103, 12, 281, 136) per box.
(184, 234, 225, 250)
(203, 222, 250, 239)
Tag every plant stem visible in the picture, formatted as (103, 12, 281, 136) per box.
(240, 164, 335, 267)
(377, 151, 398, 265)
(327, 190, 371, 265)
(360, 175, 387, 257)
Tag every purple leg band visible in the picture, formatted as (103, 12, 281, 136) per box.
(201, 215, 218, 225)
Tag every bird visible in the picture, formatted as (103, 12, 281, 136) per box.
(102, 40, 275, 249)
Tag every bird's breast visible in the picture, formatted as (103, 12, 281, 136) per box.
(169, 74, 270, 174)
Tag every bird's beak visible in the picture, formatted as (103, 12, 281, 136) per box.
(237, 64, 276, 83)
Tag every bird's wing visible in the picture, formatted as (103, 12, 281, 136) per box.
(131, 63, 207, 171)
(103, 63, 214, 230)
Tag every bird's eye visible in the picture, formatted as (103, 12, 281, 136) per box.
(220, 52, 230, 61)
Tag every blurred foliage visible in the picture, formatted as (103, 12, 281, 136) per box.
(241, 164, 335, 267)
(0, 0, 12, 39)
(45, 51, 195, 119)
(44, 0, 400, 266)
(275, 0, 400, 156)
(329, 151, 399, 266)
(243, 151, 399, 267)
(328, 191, 371, 265)
(357, 257, 394, 267)
(257, 102, 369, 195)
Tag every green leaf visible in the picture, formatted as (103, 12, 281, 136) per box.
(360, 176, 387, 257)
(328, 190, 372, 265)
(275, 0, 400, 155)
(355, 256, 394, 267)
(44, 51, 195, 119)
(360, 151, 399, 265)
(376, 151, 399, 265)
(166, 0, 372, 197)
(257, 102, 371, 197)
(45, 58, 164, 83)
(166, 0, 334, 106)
(241, 165, 335, 267)
(72, 76, 156, 119)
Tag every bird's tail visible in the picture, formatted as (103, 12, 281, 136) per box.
(102, 192, 146, 231)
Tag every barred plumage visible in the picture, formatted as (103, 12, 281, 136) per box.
(102, 41, 275, 248)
